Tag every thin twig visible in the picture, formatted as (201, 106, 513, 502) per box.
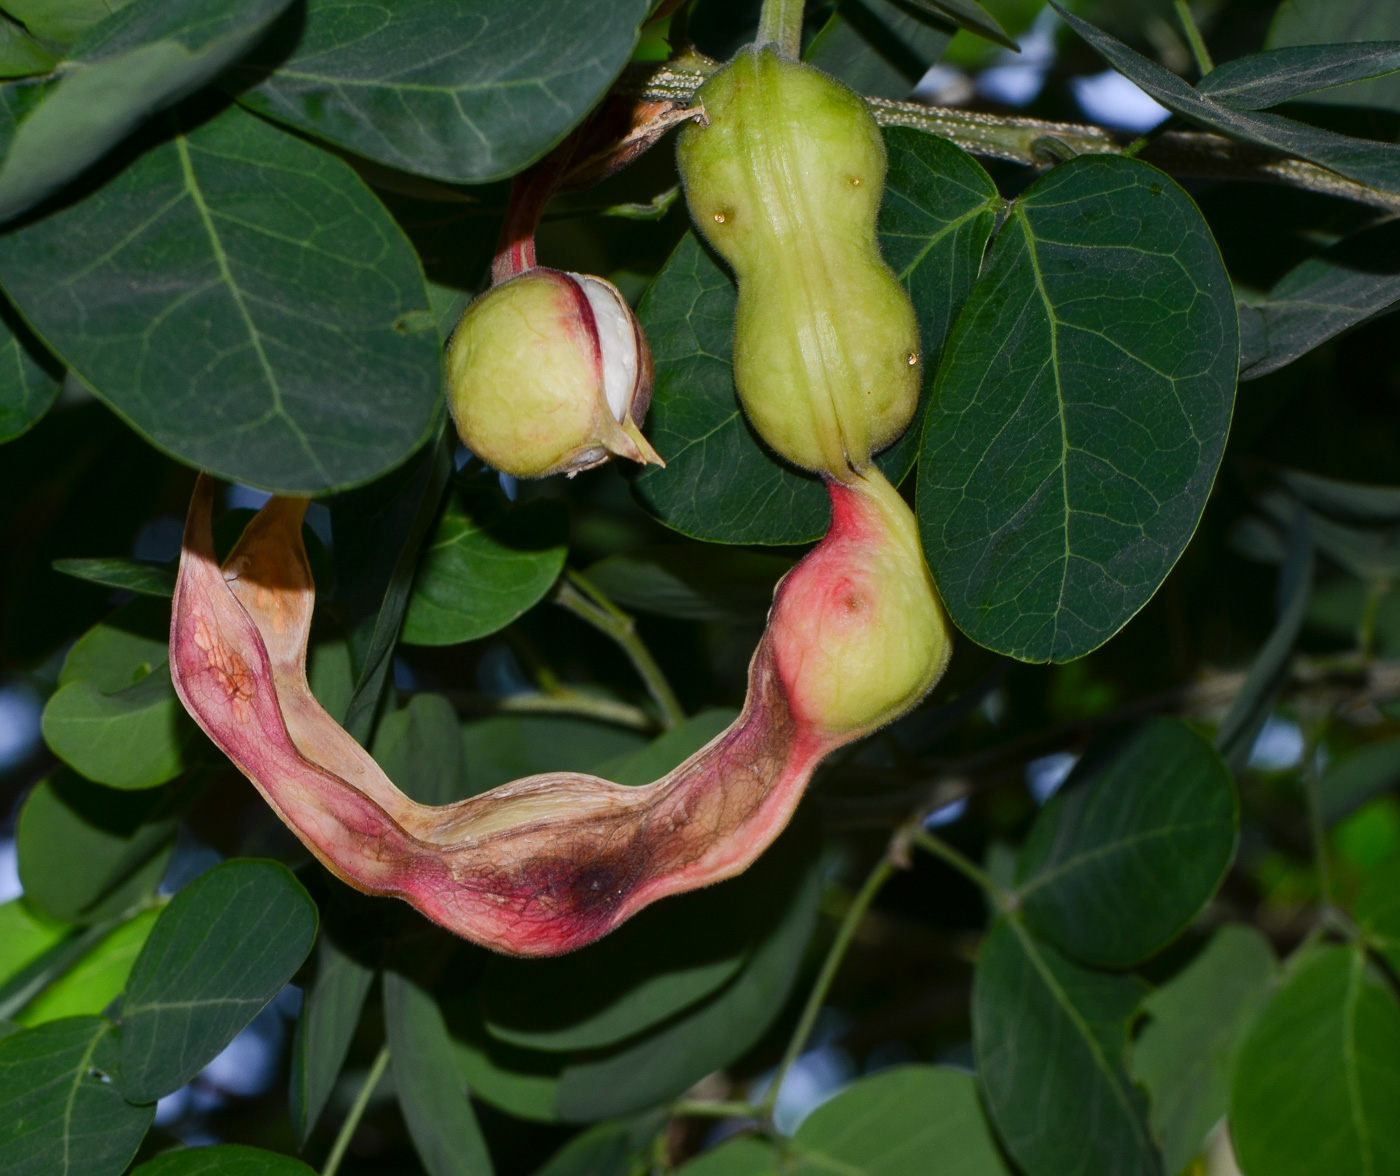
(913, 830, 1011, 909)
(555, 571, 686, 729)
(762, 849, 899, 1117)
(627, 60, 1400, 214)
(322, 1045, 390, 1176)
(440, 687, 655, 730)
(1173, 0, 1214, 76)
(672, 1099, 763, 1119)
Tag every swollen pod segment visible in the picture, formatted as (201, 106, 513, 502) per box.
(170, 469, 948, 956)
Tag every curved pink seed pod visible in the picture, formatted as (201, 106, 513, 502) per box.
(170, 471, 946, 956)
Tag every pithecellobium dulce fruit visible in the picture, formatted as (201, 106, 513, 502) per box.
(677, 46, 922, 476)
(170, 469, 948, 955)
(168, 29, 953, 957)
(446, 268, 663, 479)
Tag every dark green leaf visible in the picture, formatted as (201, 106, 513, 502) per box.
(446, 999, 565, 1124)
(919, 154, 1236, 663)
(131, 1144, 317, 1175)
(531, 1113, 666, 1176)
(791, 1065, 1012, 1175)
(1230, 944, 1400, 1176)
(0, 0, 295, 224)
(0, 103, 442, 495)
(1015, 718, 1238, 967)
(1355, 857, 1400, 976)
(461, 716, 646, 795)
(237, 0, 652, 183)
(0, 1016, 153, 1176)
(288, 933, 375, 1146)
(806, 0, 955, 99)
(0, 301, 60, 443)
(372, 693, 469, 806)
(1215, 509, 1313, 770)
(907, 0, 1016, 50)
(1054, 5, 1400, 197)
(552, 817, 822, 1120)
(384, 971, 495, 1176)
(16, 772, 175, 923)
(307, 639, 355, 726)
(1268, 0, 1400, 112)
(401, 492, 567, 647)
(2, 1, 128, 45)
(1239, 222, 1400, 381)
(674, 1138, 776, 1175)
(334, 432, 454, 743)
(1198, 43, 1400, 109)
(595, 708, 739, 787)
(635, 128, 999, 545)
(42, 664, 198, 789)
(0, 17, 56, 77)
(1130, 925, 1276, 1175)
(973, 918, 1160, 1176)
(59, 598, 171, 693)
(119, 859, 317, 1102)
(584, 548, 791, 622)
(16, 908, 158, 1027)
(479, 833, 755, 1051)
(1319, 736, 1400, 824)
(51, 558, 175, 598)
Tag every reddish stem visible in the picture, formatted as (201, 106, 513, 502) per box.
(491, 149, 573, 284)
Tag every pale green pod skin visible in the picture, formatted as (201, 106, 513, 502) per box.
(678, 47, 921, 477)
(446, 268, 661, 479)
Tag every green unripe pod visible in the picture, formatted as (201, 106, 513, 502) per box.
(446, 268, 663, 479)
(677, 47, 921, 477)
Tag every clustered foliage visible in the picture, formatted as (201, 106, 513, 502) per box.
(1, 1, 1399, 1175)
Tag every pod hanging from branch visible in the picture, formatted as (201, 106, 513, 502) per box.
(170, 469, 948, 956)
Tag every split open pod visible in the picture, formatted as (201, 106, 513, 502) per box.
(170, 469, 949, 955)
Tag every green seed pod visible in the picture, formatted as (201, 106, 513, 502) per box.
(446, 268, 663, 479)
(677, 46, 921, 476)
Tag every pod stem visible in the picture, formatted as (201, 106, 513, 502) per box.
(757, 0, 805, 59)
(491, 148, 574, 283)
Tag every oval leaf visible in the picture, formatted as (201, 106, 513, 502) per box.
(131, 1144, 318, 1175)
(0, 1016, 153, 1176)
(793, 1065, 1012, 1175)
(16, 772, 176, 924)
(1230, 944, 1400, 1176)
(919, 155, 1237, 662)
(42, 665, 198, 790)
(288, 933, 374, 1146)
(401, 493, 567, 647)
(1129, 924, 1276, 1175)
(0, 0, 296, 224)
(972, 918, 1161, 1176)
(119, 859, 317, 1102)
(634, 129, 1000, 546)
(383, 972, 494, 1176)
(0, 104, 442, 494)
(0, 301, 59, 442)
(1015, 718, 1239, 967)
(237, 0, 652, 183)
